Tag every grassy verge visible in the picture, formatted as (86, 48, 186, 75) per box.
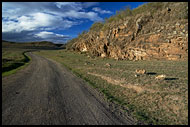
(2, 48, 32, 77)
(35, 50, 188, 125)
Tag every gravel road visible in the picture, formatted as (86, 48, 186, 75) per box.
(2, 52, 137, 125)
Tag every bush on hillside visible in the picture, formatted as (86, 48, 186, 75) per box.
(66, 38, 78, 50)
(90, 22, 104, 32)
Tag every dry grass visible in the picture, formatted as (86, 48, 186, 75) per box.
(35, 50, 188, 125)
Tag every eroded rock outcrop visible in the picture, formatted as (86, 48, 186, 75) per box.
(68, 2, 188, 61)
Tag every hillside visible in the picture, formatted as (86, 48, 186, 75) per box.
(2, 40, 63, 49)
(67, 2, 188, 61)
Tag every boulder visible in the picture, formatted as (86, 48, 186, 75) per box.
(135, 69, 146, 75)
(105, 63, 111, 67)
(155, 75, 166, 80)
(101, 53, 106, 58)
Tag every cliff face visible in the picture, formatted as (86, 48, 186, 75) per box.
(68, 2, 188, 61)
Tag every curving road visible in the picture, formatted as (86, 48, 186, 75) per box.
(2, 52, 137, 125)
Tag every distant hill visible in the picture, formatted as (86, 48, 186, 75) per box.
(67, 2, 188, 61)
(55, 43, 65, 48)
(2, 40, 65, 49)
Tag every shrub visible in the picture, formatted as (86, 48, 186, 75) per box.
(90, 22, 104, 32)
(132, 2, 164, 16)
(105, 6, 132, 24)
(66, 38, 78, 50)
(116, 6, 132, 20)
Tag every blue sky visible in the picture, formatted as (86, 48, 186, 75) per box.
(2, 2, 147, 43)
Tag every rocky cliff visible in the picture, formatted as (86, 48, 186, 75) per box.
(67, 2, 188, 61)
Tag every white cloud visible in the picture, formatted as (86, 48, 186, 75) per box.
(35, 31, 69, 39)
(2, 20, 19, 33)
(34, 31, 70, 43)
(55, 2, 82, 11)
(92, 7, 112, 14)
(2, 2, 103, 33)
(2, 2, 102, 23)
(58, 10, 103, 21)
(2, 12, 78, 33)
(2, 2, 103, 42)
(35, 31, 56, 38)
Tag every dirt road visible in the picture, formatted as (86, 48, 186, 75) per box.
(2, 52, 137, 125)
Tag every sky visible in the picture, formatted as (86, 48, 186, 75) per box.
(2, 2, 147, 44)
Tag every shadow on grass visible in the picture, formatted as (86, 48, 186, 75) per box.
(164, 78, 178, 80)
(2, 52, 30, 73)
(146, 72, 157, 75)
(2, 58, 12, 62)
(2, 62, 24, 72)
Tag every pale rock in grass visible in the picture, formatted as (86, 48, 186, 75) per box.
(175, 22, 180, 26)
(135, 74, 140, 77)
(101, 53, 106, 58)
(173, 31, 177, 34)
(105, 63, 111, 67)
(135, 69, 146, 75)
(155, 74, 166, 80)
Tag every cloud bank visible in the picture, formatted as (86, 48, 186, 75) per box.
(92, 7, 112, 14)
(2, 2, 112, 43)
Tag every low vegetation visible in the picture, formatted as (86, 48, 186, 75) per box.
(2, 40, 65, 77)
(2, 40, 63, 49)
(2, 48, 31, 77)
(90, 22, 104, 32)
(35, 50, 188, 125)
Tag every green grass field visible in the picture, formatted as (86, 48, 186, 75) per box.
(35, 50, 188, 125)
(2, 48, 31, 77)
